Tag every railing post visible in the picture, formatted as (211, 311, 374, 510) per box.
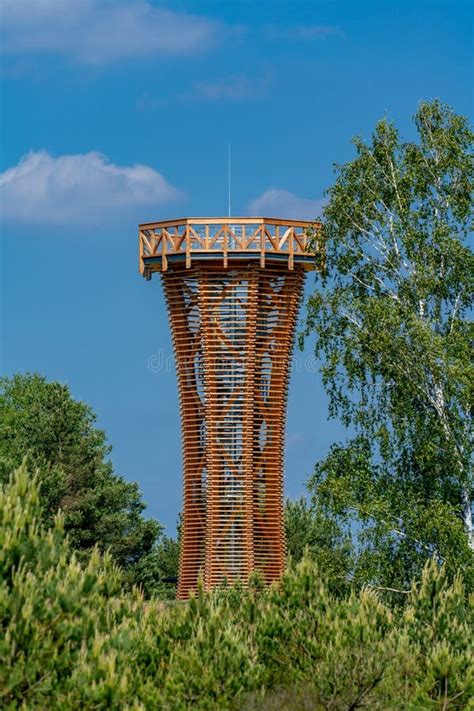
(162, 228, 168, 271)
(186, 223, 191, 269)
(289, 227, 294, 270)
(138, 229, 144, 274)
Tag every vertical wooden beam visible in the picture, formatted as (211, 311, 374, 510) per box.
(186, 223, 191, 269)
(162, 229, 168, 272)
(289, 226, 294, 270)
(242, 266, 258, 578)
(223, 225, 228, 269)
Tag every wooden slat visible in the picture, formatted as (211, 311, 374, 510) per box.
(279, 227, 291, 249)
(159, 262, 305, 598)
(207, 225, 225, 249)
(264, 227, 279, 252)
(140, 230, 154, 255)
(188, 225, 206, 248)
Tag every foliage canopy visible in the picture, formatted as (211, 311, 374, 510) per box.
(0, 373, 177, 593)
(1, 464, 473, 709)
(304, 100, 474, 589)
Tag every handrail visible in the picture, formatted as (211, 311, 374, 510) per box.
(139, 217, 320, 274)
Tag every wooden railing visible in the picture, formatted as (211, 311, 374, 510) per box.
(139, 217, 320, 273)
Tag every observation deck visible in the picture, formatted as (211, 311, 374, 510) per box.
(139, 217, 320, 277)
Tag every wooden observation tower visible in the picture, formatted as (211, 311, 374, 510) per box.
(139, 217, 319, 598)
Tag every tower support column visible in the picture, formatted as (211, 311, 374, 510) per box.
(164, 263, 305, 598)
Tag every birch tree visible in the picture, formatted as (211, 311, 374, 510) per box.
(305, 101, 473, 587)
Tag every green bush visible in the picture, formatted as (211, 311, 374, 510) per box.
(1, 464, 472, 709)
(0, 462, 139, 708)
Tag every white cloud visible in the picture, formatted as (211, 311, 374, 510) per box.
(248, 189, 324, 221)
(0, 0, 223, 65)
(0, 151, 182, 225)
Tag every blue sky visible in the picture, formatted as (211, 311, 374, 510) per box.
(1, 0, 472, 533)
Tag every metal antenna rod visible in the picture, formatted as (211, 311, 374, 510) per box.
(228, 142, 231, 217)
